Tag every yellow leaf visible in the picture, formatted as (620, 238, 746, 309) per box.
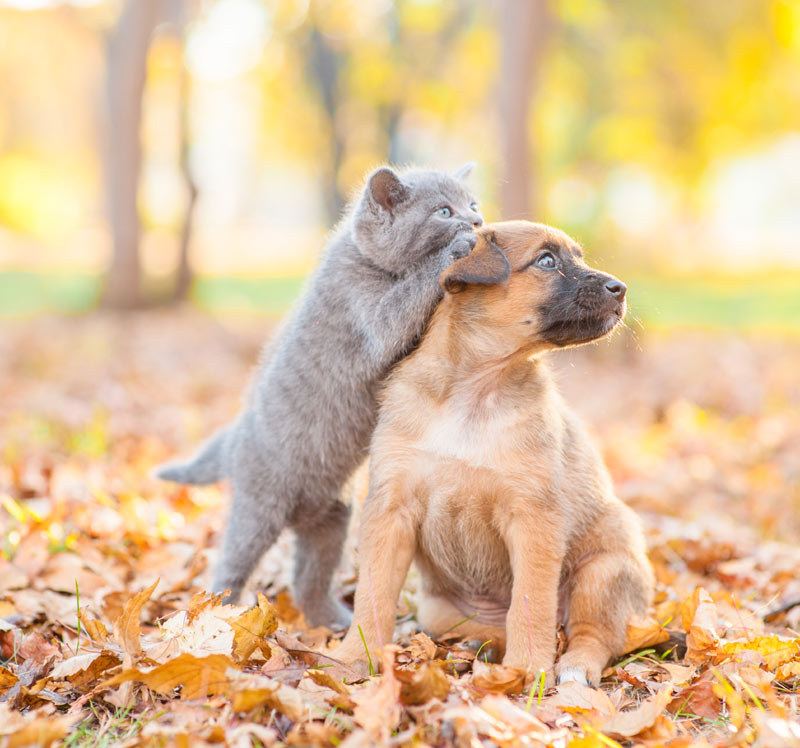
(622, 615, 670, 654)
(112, 579, 159, 658)
(719, 635, 800, 670)
(226, 592, 277, 663)
(103, 653, 236, 700)
(776, 661, 800, 680)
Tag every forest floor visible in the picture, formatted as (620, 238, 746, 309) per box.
(1, 311, 799, 747)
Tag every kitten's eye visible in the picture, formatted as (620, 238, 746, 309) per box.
(435, 206, 452, 218)
(535, 252, 557, 270)
(469, 202, 479, 212)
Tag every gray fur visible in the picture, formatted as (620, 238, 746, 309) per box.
(156, 165, 483, 627)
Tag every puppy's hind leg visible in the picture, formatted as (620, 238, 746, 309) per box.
(292, 500, 352, 629)
(212, 482, 292, 604)
(557, 552, 652, 687)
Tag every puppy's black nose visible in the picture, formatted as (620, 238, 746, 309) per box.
(604, 279, 627, 300)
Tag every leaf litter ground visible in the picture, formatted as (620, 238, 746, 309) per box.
(1, 312, 799, 747)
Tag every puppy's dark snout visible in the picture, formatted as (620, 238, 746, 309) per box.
(604, 279, 626, 301)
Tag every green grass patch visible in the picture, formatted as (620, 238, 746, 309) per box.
(1, 269, 798, 332)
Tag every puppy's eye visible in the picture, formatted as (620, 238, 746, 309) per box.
(435, 206, 452, 218)
(536, 252, 556, 270)
(469, 202, 479, 212)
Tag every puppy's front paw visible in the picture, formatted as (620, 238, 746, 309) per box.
(555, 656, 602, 687)
(556, 666, 589, 686)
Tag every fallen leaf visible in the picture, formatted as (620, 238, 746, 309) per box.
(103, 652, 236, 700)
(395, 660, 450, 705)
(351, 647, 402, 740)
(547, 681, 616, 718)
(112, 579, 159, 658)
(225, 591, 277, 662)
(682, 588, 720, 664)
(470, 660, 526, 695)
(622, 615, 671, 654)
(602, 684, 674, 738)
(719, 635, 799, 670)
(668, 679, 722, 720)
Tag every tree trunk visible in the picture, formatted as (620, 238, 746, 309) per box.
(102, 0, 160, 309)
(497, 0, 548, 219)
(173, 35, 197, 303)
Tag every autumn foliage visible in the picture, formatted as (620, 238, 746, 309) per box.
(1, 313, 799, 747)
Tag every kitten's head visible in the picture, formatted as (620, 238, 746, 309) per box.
(352, 164, 483, 274)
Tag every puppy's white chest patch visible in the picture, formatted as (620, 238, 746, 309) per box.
(419, 404, 508, 467)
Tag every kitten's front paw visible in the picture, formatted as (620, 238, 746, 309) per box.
(447, 232, 478, 262)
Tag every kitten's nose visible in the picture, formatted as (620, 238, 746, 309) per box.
(472, 216, 483, 228)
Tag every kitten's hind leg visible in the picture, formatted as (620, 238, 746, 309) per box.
(292, 500, 352, 629)
(212, 482, 291, 604)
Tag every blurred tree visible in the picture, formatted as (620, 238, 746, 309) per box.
(497, 0, 549, 219)
(103, 0, 160, 308)
(103, 0, 195, 308)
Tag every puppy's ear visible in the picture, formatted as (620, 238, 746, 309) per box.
(368, 167, 409, 213)
(440, 233, 511, 294)
(452, 161, 476, 181)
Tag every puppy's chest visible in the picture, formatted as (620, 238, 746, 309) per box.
(416, 404, 523, 470)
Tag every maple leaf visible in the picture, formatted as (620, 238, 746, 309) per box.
(103, 653, 237, 700)
(224, 591, 277, 663)
(112, 579, 159, 658)
(718, 635, 800, 670)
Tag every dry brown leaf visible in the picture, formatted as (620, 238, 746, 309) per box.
(395, 660, 450, 705)
(622, 614, 671, 653)
(602, 684, 674, 738)
(682, 588, 720, 664)
(407, 632, 437, 661)
(470, 660, 526, 695)
(226, 591, 277, 663)
(305, 667, 351, 695)
(0, 666, 18, 695)
(18, 632, 60, 663)
(103, 652, 236, 700)
(668, 679, 722, 720)
(78, 609, 108, 643)
(351, 647, 402, 740)
(112, 578, 159, 658)
(231, 676, 309, 720)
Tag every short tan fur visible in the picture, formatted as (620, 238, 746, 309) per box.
(335, 220, 654, 686)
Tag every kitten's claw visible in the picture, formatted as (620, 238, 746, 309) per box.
(557, 667, 589, 686)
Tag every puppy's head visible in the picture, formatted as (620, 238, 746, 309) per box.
(440, 221, 626, 351)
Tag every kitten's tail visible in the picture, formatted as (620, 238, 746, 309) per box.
(154, 425, 232, 485)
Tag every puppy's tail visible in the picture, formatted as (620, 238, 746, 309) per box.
(154, 425, 232, 485)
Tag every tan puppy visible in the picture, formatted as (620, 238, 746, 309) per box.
(335, 221, 654, 686)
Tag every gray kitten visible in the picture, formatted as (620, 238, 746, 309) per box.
(156, 165, 483, 626)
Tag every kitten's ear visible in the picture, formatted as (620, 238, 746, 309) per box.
(453, 161, 477, 181)
(368, 167, 409, 213)
(440, 232, 510, 294)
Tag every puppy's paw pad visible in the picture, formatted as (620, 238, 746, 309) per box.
(557, 667, 589, 686)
